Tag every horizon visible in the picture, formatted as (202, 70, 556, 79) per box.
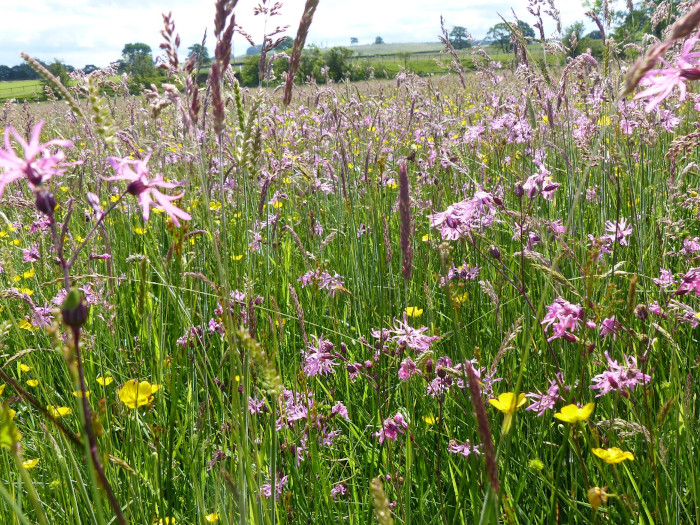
(0, 0, 591, 69)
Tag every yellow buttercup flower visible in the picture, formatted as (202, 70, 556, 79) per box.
(554, 403, 595, 424)
(73, 390, 91, 398)
(20, 364, 31, 372)
(404, 306, 423, 318)
(22, 458, 40, 469)
(47, 406, 72, 418)
(592, 447, 634, 464)
(489, 393, 527, 414)
(26, 380, 39, 387)
(96, 376, 114, 386)
(118, 380, 158, 409)
(205, 514, 220, 523)
(0, 384, 5, 395)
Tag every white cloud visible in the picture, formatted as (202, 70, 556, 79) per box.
(0, 0, 590, 67)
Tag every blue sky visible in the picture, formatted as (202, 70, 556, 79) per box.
(0, 0, 590, 68)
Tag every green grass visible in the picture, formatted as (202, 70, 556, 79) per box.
(0, 80, 43, 101)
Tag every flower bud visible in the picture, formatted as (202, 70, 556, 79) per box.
(35, 190, 56, 219)
(61, 288, 89, 328)
(488, 245, 501, 260)
(513, 183, 525, 197)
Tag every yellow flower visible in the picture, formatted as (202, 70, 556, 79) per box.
(23, 268, 35, 279)
(232, 254, 243, 261)
(421, 234, 431, 242)
(20, 364, 31, 373)
(209, 201, 222, 211)
(8, 408, 16, 419)
(489, 393, 527, 413)
(554, 403, 595, 424)
(423, 414, 437, 425)
(0, 384, 5, 395)
(272, 200, 283, 209)
(205, 514, 220, 523)
(156, 518, 175, 524)
(587, 486, 608, 511)
(22, 458, 40, 469)
(47, 406, 72, 418)
(404, 306, 423, 318)
(96, 375, 114, 386)
(73, 390, 91, 398)
(592, 447, 634, 464)
(118, 380, 157, 409)
(133, 226, 146, 235)
(26, 380, 39, 387)
(19, 319, 35, 331)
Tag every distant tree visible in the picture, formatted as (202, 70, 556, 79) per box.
(485, 23, 512, 52)
(517, 21, 536, 40)
(187, 44, 211, 66)
(9, 63, 40, 81)
(587, 30, 603, 40)
(246, 45, 262, 55)
(121, 42, 156, 82)
(324, 47, 353, 81)
(0, 65, 10, 81)
(83, 64, 99, 74)
(275, 36, 294, 51)
(563, 21, 586, 57)
(350, 37, 359, 45)
(298, 45, 325, 82)
(46, 60, 71, 87)
(374, 36, 384, 45)
(449, 26, 472, 49)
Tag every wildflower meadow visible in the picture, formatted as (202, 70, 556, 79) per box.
(1, 0, 700, 523)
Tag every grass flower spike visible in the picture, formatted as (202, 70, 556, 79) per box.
(554, 403, 595, 423)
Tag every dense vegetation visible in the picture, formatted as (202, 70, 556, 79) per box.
(1, 1, 700, 524)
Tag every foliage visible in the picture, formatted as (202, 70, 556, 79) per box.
(449, 26, 472, 50)
(187, 44, 212, 66)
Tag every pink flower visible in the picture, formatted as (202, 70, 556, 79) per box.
(104, 152, 191, 226)
(447, 439, 481, 457)
(302, 334, 337, 377)
(589, 351, 651, 397)
(600, 316, 622, 340)
(635, 31, 700, 112)
(398, 358, 420, 380)
(541, 297, 584, 342)
(526, 373, 568, 416)
(388, 314, 439, 353)
(603, 218, 633, 246)
(373, 412, 408, 444)
(0, 120, 73, 196)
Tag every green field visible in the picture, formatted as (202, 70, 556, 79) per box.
(0, 79, 43, 101)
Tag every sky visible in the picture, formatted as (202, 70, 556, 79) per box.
(0, 0, 590, 68)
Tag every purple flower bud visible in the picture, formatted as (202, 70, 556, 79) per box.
(35, 190, 56, 219)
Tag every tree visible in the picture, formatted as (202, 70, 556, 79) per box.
(485, 23, 512, 52)
(121, 42, 155, 81)
(246, 45, 262, 55)
(587, 30, 603, 40)
(324, 47, 353, 81)
(449, 26, 472, 50)
(350, 37, 359, 45)
(0, 65, 10, 81)
(46, 60, 71, 87)
(374, 36, 384, 45)
(9, 64, 40, 81)
(187, 44, 211, 66)
(83, 64, 99, 74)
(563, 21, 586, 57)
(275, 36, 294, 51)
(517, 20, 536, 40)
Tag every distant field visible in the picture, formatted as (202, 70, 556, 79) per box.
(0, 79, 43, 101)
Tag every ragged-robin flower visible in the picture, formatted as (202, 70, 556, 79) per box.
(589, 351, 651, 397)
(0, 121, 73, 197)
(541, 297, 584, 342)
(104, 151, 191, 226)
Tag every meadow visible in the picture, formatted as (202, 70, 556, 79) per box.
(0, 2, 699, 525)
